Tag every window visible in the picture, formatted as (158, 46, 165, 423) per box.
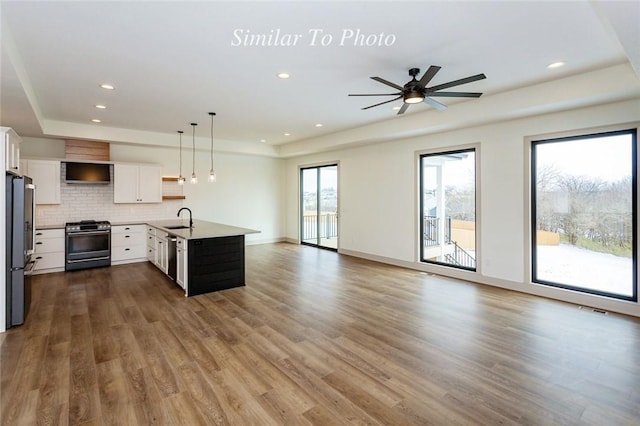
(531, 129, 637, 301)
(420, 148, 476, 270)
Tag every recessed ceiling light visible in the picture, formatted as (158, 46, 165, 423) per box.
(284, 133, 291, 136)
(91, 119, 101, 123)
(547, 61, 565, 69)
(260, 139, 267, 143)
(315, 123, 323, 128)
(277, 72, 290, 79)
(95, 104, 106, 109)
(99, 83, 115, 90)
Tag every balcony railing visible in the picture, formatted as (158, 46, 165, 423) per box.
(303, 213, 338, 240)
(424, 215, 476, 269)
(423, 215, 451, 246)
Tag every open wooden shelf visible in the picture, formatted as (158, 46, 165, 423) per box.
(162, 177, 185, 200)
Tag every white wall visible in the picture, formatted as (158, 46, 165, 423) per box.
(284, 99, 640, 317)
(111, 143, 286, 244)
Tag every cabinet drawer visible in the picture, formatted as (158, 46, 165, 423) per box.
(112, 232, 145, 247)
(34, 252, 65, 270)
(112, 245, 147, 261)
(147, 234, 156, 248)
(112, 224, 145, 235)
(34, 237, 64, 254)
(35, 229, 64, 239)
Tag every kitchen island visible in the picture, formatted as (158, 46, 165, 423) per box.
(145, 219, 259, 297)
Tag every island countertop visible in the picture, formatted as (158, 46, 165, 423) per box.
(145, 219, 260, 240)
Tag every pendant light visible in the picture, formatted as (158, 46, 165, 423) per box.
(208, 112, 217, 182)
(190, 122, 198, 184)
(177, 130, 185, 185)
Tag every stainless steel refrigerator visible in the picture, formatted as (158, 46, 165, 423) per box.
(5, 173, 36, 327)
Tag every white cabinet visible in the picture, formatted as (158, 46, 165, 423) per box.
(176, 237, 188, 289)
(146, 227, 157, 263)
(155, 230, 169, 274)
(113, 164, 162, 203)
(111, 224, 146, 264)
(33, 228, 65, 273)
(22, 160, 61, 204)
(3, 127, 22, 174)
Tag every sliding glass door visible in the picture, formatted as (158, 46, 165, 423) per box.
(301, 164, 338, 250)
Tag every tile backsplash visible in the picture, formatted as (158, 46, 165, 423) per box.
(35, 163, 183, 227)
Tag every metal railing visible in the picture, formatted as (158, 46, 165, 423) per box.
(423, 215, 451, 246)
(424, 215, 476, 269)
(303, 213, 338, 240)
(445, 241, 476, 269)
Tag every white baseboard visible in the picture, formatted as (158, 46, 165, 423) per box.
(338, 248, 640, 318)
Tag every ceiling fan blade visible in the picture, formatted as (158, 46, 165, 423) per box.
(348, 93, 402, 97)
(371, 76, 404, 91)
(397, 103, 410, 115)
(428, 91, 483, 98)
(362, 96, 403, 110)
(426, 73, 486, 92)
(416, 65, 441, 90)
(424, 97, 447, 111)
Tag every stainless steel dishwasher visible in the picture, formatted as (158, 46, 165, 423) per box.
(167, 236, 177, 281)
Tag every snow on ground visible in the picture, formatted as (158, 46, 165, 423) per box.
(536, 243, 633, 296)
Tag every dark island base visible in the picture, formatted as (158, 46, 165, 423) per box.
(187, 235, 245, 296)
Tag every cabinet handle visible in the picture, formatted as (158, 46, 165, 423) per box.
(125, 248, 130, 251)
(125, 235, 130, 238)
(36, 256, 43, 260)
(125, 227, 130, 230)
(36, 242, 43, 245)
(36, 232, 43, 236)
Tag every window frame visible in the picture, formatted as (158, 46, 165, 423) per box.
(530, 128, 638, 302)
(419, 146, 478, 272)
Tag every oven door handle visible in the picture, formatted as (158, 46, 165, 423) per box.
(67, 230, 110, 236)
(67, 256, 111, 264)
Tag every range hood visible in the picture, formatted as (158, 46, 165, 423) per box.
(64, 162, 111, 184)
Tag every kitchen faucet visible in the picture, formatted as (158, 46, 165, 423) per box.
(177, 207, 193, 228)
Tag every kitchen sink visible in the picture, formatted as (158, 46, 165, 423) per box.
(164, 225, 191, 230)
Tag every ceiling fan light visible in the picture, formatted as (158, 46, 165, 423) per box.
(404, 91, 424, 104)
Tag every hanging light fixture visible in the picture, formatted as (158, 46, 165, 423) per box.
(177, 130, 185, 185)
(190, 122, 198, 184)
(208, 112, 217, 182)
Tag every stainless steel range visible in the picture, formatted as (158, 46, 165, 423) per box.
(65, 220, 111, 271)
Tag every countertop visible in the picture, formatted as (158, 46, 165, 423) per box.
(37, 219, 260, 240)
(145, 219, 260, 240)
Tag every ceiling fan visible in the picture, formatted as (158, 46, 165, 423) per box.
(349, 66, 486, 115)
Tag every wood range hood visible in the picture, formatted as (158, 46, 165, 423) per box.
(65, 140, 110, 161)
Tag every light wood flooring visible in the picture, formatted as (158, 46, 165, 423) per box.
(2, 242, 640, 425)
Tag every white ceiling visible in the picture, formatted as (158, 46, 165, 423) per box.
(1, 1, 639, 156)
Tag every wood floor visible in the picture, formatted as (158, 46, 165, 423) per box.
(2, 243, 640, 425)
